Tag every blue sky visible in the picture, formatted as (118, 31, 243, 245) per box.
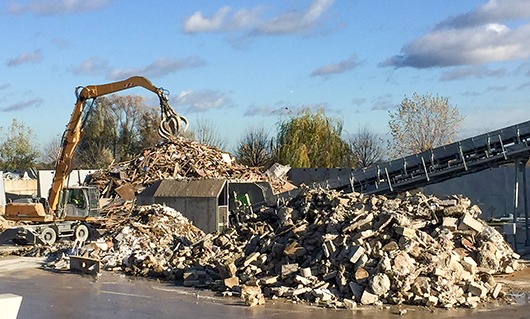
(1, 0, 530, 152)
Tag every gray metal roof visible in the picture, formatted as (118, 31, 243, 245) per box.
(141, 179, 227, 198)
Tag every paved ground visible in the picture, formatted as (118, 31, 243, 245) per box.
(1, 256, 530, 319)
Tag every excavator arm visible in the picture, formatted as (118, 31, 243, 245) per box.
(48, 76, 188, 214)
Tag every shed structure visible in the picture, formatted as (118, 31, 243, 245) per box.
(137, 179, 228, 233)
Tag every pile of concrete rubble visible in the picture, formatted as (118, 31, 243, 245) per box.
(87, 137, 292, 197)
(50, 187, 521, 309)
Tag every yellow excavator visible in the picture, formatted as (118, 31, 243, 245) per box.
(1, 76, 188, 245)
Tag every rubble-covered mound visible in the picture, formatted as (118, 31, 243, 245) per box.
(87, 137, 290, 197)
(97, 204, 204, 276)
(165, 188, 521, 308)
(50, 187, 522, 309)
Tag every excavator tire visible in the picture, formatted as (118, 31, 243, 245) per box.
(40, 227, 57, 245)
(74, 224, 90, 242)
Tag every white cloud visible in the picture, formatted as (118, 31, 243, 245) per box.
(106, 56, 206, 80)
(182, 0, 334, 36)
(0, 97, 44, 112)
(7, 0, 112, 15)
(256, 0, 334, 35)
(183, 6, 232, 33)
(72, 57, 109, 76)
(381, 0, 530, 69)
(370, 94, 395, 111)
(311, 55, 358, 77)
(440, 65, 506, 81)
(7, 50, 42, 66)
(437, 0, 530, 29)
(172, 90, 233, 113)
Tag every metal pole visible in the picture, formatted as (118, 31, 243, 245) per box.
(513, 161, 520, 251)
(514, 161, 519, 223)
(522, 159, 530, 246)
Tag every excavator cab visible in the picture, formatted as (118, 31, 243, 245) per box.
(59, 186, 101, 219)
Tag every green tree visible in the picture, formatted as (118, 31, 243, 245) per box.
(137, 107, 163, 150)
(0, 119, 40, 170)
(348, 126, 385, 168)
(75, 97, 117, 168)
(235, 126, 273, 167)
(108, 95, 145, 161)
(388, 93, 464, 158)
(274, 107, 351, 168)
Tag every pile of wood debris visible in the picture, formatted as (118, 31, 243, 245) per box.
(87, 137, 292, 198)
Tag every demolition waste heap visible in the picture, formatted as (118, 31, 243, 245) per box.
(0, 136, 524, 309)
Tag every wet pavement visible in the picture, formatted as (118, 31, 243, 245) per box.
(1, 256, 530, 319)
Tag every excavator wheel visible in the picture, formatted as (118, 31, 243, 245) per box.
(74, 224, 90, 242)
(40, 227, 57, 245)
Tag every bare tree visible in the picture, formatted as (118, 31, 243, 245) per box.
(388, 93, 464, 158)
(190, 117, 228, 151)
(235, 127, 273, 167)
(348, 126, 385, 168)
(108, 95, 145, 161)
(40, 135, 62, 169)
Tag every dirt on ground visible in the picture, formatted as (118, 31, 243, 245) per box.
(495, 260, 530, 293)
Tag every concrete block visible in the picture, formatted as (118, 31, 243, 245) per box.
(392, 252, 415, 276)
(259, 276, 279, 286)
(395, 226, 415, 238)
(281, 263, 299, 277)
(243, 252, 260, 267)
(313, 288, 334, 301)
(354, 268, 369, 281)
(360, 290, 379, 305)
(426, 295, 438, 307)
(0, 294, 22, 319)
(369, 273, 390, 296)
(294, 275, 312, 286)
(491, 283, 503, 298)
(459, 214, 485, 233)
(442, 217, 458, 231)
(300, 267, 312, 278)
(461, 256, 477, 274)
(347, 245, 365, 264)
(349, 282, 363, 301)
(468, 282, 488, 298)
(224, 276, 240, 289)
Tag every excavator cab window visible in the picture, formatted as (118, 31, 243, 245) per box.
(68, 189, 86, 209)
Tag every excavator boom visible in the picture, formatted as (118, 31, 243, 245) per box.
(48, 76, 188, 214)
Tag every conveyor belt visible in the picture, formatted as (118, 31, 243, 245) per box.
(333, 120, 530, 195)
(263, 120, 530, 206)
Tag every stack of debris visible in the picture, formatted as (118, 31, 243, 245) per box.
(87, 138, 292, 198)
(164, 188, 521, 308)
(95, 205, 204, 276)
(45, 187, 521, 309)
